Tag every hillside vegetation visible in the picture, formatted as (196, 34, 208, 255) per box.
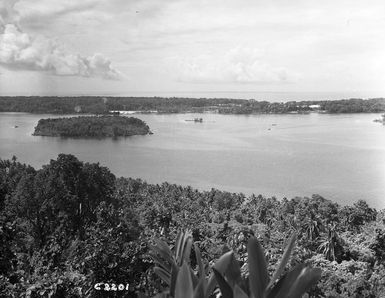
(0, 155, 384, 297)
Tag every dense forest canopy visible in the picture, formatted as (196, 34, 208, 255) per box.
(0, 96, 384, 114)
(33, 116, 151, 138)
(0, 155, 384, 297)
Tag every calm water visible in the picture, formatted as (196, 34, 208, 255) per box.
(1, 112, 384, 208)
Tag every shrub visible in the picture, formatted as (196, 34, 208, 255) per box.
(148, 231, 321, 298)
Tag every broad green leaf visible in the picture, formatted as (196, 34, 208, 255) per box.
(268, 233, 296, 289)
(233, 284, 249, 298)
(183, 236, 193, 264)
(151, 240, 174, 265)
(287, 267, 322, 298)
(248, 237, 268, 298)
(194, 243, 205, 279)
(225, 253, 243, 288)
(213, 251, 234, 273)
(175, 231, 183, 265)
(207, 251, 234, 295)
(149, 252, 171, 272)
(190, 267, 199, 288)
(176, 231, 193, 265)
(154, 266, 171, 285)
(193, 278, 206, 298)
(154, 239, 173, 259)
(175, 263, 194, 298)
(213, 268, 233, 298)
(268, 264, 306, 298)
(170, 265, 179, 297)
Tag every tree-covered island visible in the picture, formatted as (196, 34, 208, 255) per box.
(33, 116, 151, 138)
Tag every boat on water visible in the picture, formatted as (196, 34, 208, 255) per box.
(373, 114, 385, 124)
(185, 118, 203, 122)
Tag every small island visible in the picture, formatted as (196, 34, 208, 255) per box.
(33, 116, 151, 138)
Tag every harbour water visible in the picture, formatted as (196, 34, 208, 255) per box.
(1, 112, 384, 208)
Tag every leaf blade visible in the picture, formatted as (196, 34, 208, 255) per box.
(213, 268, 233, 298)
(154, 266, 171, 285)
(247, 237, 268, 298)
(175, 262, 194, 298)
(194, 243, 205, 279)
(287, 267, 322, 298)
(207, 251, 234, 295)
(268, 233, 296, 289)
(233, 284, 249, 298)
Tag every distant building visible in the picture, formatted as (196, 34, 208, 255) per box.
(74, 105, 82, 113)
(309, 104, 321, 110)
(110, 110, 136, 115)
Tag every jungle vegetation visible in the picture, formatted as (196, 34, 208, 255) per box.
(0, 155, 384, 297)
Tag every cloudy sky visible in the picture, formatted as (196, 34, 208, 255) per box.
(1, 0, 385, 99)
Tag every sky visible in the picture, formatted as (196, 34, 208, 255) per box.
(0, 0, 385, 99)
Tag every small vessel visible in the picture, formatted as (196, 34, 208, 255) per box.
(185, 118, 203, 122)
(14, 125, 18, 128)
(373, 114, 385, 124)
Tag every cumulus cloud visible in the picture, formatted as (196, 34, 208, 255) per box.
(0, 0, 121, 80)
(176, 47, 299, 84)
(0, 0, 19, 27)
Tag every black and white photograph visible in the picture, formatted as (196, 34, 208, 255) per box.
(1, 0, 385, 297)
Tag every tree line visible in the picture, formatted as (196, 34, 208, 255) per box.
(0, 96, 384, 114)
(0, 155, 384, 297)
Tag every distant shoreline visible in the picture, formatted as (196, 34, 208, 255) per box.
(0, 96, 384, 115)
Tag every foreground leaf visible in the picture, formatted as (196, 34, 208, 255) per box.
(287, 267, 322, 298)
(233, 284, 249, 298)
(213, 268, 233, 298)
(154, 266, 171, 285)
(175, 263, 193, 298)
(248, 237, 268, 298)
(268, 233, 296, 289)
(207, 251, 234, 295)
